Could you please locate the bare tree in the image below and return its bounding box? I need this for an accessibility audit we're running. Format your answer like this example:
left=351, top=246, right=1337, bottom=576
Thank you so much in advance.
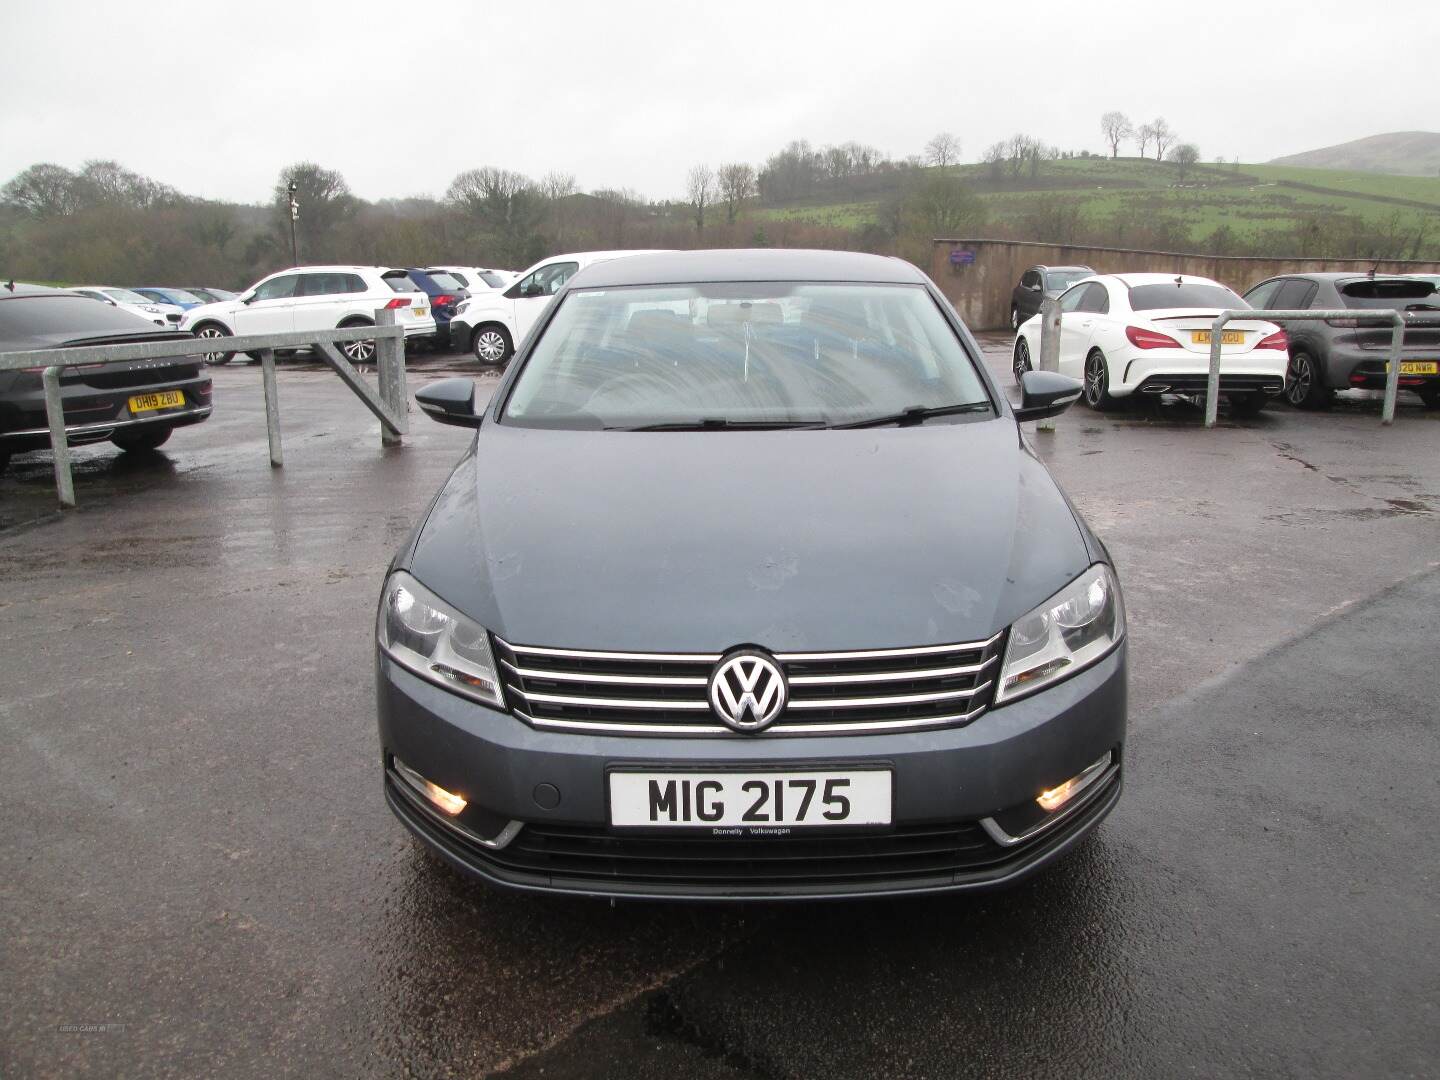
left=1170, top=143, right=1200, bottom=182
left=1150, top=118, right=1175, bottom=161
left=686, top=164, right=715, bottom=236
left=717, top=162, right=756, bottom=225
left=982, top=141, right=1007, bottom=180
left=540, top=171, right=577, bottom=245
left=924, top=132, right=962, bottom=169
left=1, top=163, right=78, bottom=217
left=1136, top=123, right=1155, bottom=159
left=1100, top=111, right=1133, bottom=159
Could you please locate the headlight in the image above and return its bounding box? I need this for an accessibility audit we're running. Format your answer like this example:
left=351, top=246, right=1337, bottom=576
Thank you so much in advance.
left=993, top=564, right=1124, bottom=704
left=377, top=570, right=504, bottom=708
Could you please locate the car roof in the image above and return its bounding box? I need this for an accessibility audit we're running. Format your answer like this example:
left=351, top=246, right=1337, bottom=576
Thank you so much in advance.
left=571, top=249, right=926, bottom=288
left=1268, top=271, right=1425, bottom=284
left=1107, top=273, right=1223, bottom=288
left=1033, top=264, right=1093, bottom=273
left=1, top=282, right=78, bottom=300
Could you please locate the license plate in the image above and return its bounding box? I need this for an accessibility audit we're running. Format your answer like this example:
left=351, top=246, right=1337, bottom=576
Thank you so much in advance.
left=608, top=769, right=892, bottom=830
left=1190, top=330, right=1245, bottom=345
left=1390, top=361, right=1438, bottom=375
left=127, top=390, right=185, bottom=413
left=412, top=306, right=427, bottom=316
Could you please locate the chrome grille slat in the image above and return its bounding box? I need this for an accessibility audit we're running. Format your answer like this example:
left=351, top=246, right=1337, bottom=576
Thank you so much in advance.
left=495, top=632, right=1004, bottom=737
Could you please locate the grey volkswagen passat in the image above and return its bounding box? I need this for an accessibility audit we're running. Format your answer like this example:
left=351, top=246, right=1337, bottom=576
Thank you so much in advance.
left=377, top=249, right=1125, bottom=900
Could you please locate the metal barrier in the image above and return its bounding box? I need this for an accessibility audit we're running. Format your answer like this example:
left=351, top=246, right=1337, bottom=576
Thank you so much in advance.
left=0, top=308, right=409, bottom=508
left=1204, top=308, right=1414, bottom=428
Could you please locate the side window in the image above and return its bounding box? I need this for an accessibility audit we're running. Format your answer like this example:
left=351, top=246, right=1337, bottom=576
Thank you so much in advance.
left=1243, top=280, right=1282, bottom=309
left=252, top=275, right=300, bottom=302
left=515, top=261, right=581, bottom=297
left=1272, top=279, right=1318, bottom=309
left=1058, top=285, right=1087, bottom=313
left=1077, top=283, right=1110, bottom=314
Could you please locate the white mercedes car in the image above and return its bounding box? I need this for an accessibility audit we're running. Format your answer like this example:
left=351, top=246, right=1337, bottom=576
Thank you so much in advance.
left=1012, top=273, right=1288, bottom=415
left=451, top=250, right=667, bottom=365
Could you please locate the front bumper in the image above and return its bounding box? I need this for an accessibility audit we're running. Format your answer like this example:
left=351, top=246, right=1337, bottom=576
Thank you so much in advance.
left=377, top=643, right=1127, bottom=900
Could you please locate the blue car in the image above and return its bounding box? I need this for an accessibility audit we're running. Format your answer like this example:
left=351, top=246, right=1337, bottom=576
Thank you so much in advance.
left=404, top=269, right=470, bottom=348
left=132, top=287, right=208, bottom=310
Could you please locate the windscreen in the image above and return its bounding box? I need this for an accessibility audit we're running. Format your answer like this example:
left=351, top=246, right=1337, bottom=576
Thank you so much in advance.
left=503, top=282, right=992, bottom=430
left=162, top=289, right=205, bottom=305
left=1128, top=283, right=1245, bottom=311
left=104, top=288, right=156, bottom=305
left=1046, top=269, right=1092, bottom=291
left=479, top=272, right=508, bottom=288
left=1340, top=279, right=1439, bottom=310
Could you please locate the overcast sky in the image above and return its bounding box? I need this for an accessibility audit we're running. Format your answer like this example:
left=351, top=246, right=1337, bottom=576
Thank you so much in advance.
left=1, top=1, right=1431, bottom=204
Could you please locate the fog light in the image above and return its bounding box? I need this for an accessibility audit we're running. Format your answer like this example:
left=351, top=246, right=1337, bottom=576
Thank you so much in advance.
left=393, top=757, right=467, bottom=816
left=1037, top=751, right=1113, bottom=813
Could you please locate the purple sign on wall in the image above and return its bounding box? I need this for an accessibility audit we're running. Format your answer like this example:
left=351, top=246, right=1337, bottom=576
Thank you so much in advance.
left=948, top=248, right=976, bottom=267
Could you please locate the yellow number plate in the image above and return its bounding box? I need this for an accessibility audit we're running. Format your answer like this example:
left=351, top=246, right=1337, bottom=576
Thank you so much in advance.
left=128, top=390, right=185, bottom=413
left=1391, top=361, right=1439, bottom=375
left=413, top=306, right=428, bottom=316
left=1190, top=330, right=1245, bottom=345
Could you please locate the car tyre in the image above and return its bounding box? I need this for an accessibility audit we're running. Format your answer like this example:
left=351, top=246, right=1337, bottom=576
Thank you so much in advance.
left=1418, top=385, right=1440, bottom=410
left=0, top=449, right=10, bottom=475
left=472, top=324, right=513, bottom=366
left=111, top=426, right=173, bottom=452
left=1083, top=349, right=1118, bottom=411
left=339, top=320, right=377, bottom=364
left=194, top=323, right=234, bottom=366
left=1013, top=338, right=1032, bottom=386
left=1227, top=392, right=1269, bottom=418
left=1284, top=351, right=1331, bottom=410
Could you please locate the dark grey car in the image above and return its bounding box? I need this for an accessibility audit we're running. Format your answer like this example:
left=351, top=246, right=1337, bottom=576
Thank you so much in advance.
left=0, top=284, right=213, bottom=474
left=1010, top=265, right=1095, bottom=330
left=1242, top=273, right=1440, bottom=409
left=377, top=249, right=1126, bottom=900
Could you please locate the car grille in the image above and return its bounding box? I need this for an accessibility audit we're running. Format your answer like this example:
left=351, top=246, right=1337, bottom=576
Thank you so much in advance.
left=493, top=633, right=1004, bottom=736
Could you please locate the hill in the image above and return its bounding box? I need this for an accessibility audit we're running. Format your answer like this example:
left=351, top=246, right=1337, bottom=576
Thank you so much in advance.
left=754, top=156, right=1440, bottom=259
left=1269, top=132, right=1440, bottom=178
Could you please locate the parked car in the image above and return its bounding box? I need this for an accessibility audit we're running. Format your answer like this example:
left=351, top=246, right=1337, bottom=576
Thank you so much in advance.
left=0, top=284, right=212, bottom=474
left=180, top=287, right=239, bottom=304
left=132, top=287, right=208, bottom=310
left=72, top=286, right=184, bottom=328
left=1012, top=273, right=1288, bottom=415
left=425, top=266, right=512, bottom=293
left=405, top=268, right=469, bottom=348
left=1010, top=265, right=1095, bottom=330
left=179, top=266, right=437, bottom=365
left=378, top=248, right=1122, bottom=901
left=450, top=250, right=667, bottom=364
left=1243, top=273, right=1440, bottom=409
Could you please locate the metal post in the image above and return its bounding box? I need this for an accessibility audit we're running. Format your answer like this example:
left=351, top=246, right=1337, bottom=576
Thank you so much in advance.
left=375, top=309, right=405, bottom=447
left=259, top=348, right=283, bottom=467
left=287, top=180, right=299, bottom=266
left=1381, top=312, right=1405, bottom=426
left=1036, top=297, right=1061, bottom=432
left=1204, top=312, right=1228, bottom=428
left=41, top=366, right=75, bottom=508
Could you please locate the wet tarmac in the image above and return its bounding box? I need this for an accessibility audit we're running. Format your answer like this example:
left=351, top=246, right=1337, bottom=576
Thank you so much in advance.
left=1, top=337, right=1437, bottom=1077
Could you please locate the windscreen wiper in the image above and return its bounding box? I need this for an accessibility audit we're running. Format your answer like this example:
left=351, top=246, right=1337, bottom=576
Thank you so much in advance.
left=833, top=402, right=991, bottom=429
left=615, top=418, right=829, bottom=431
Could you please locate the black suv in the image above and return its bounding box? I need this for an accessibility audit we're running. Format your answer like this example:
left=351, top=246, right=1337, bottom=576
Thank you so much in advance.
left=1242, top=273, right=1440, bottom=409
left=0, top=284, right=212, bottom=473
left=1010, top=265, right=1095, bottom=330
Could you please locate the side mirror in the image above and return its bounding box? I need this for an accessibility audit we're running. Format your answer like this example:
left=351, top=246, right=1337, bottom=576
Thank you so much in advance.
left=240, top=293, right=256, bottom=304
left=1014, top=370, right=1083, bottom=422
left=415, top=377, right=482, bottom=428
left=521, top=282, right=545, bottom=298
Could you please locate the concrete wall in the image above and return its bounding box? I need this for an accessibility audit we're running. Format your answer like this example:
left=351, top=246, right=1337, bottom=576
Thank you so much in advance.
left=930, top=238, right=1440, bottom=331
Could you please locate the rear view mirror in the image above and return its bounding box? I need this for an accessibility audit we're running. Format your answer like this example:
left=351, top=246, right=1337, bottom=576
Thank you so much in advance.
left=1014, top=370, right=1083, bottom=422
left=415, top=378, right=482, bottom=428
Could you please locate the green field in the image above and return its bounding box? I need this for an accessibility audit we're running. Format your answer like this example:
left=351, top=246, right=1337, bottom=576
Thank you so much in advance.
left=753, top=157, right=1440, bottom=253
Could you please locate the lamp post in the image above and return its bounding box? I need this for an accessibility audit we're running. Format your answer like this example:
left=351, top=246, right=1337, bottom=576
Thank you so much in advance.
left=287, top=180, right=300, bottom=266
